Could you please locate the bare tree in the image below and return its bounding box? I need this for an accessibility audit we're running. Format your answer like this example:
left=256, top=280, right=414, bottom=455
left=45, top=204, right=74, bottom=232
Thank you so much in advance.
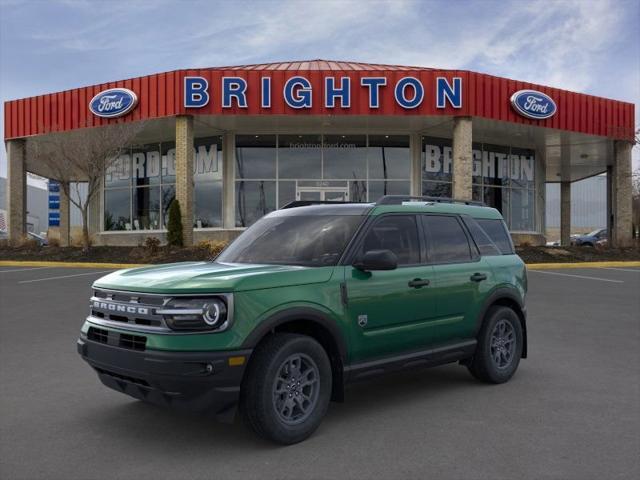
left=27, top=121, right=144, bottom=250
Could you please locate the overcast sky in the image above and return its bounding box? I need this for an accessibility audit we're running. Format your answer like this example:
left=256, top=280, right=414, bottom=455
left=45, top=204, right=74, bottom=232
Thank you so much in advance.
left=1, top=0, right=638, bottom=180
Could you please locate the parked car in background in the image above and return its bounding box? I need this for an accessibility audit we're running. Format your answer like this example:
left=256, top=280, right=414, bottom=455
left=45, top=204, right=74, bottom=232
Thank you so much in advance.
left=571, top=229, right=607, bottom=247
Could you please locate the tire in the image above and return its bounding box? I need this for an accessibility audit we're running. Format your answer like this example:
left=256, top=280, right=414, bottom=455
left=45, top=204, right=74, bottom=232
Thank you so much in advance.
left=240, top=333, right=332, bottom=444
left=468, top=306, right=523, bottom=384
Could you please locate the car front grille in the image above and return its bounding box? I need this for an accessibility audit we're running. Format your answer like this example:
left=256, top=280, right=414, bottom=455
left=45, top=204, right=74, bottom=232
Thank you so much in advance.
left=89, top=288, right=170, bottom=332
left=87, top=326, right=147, bottom=352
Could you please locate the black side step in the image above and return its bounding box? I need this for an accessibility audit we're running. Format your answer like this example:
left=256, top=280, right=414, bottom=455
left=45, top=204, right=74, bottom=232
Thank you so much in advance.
left=343, top=339, right=477, bottom=382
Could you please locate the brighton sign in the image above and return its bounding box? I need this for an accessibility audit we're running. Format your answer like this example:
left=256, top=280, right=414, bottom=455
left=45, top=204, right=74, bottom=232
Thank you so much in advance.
left=183, top=75, right=463, bottom=110
left=89, top=88, right=138, bottom=118
left=510, top=89, right=557, bottom=120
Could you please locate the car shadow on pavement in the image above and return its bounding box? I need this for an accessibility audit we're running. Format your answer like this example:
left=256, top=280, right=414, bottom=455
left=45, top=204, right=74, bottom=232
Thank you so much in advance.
left=80, top=364, right=481, bottom=449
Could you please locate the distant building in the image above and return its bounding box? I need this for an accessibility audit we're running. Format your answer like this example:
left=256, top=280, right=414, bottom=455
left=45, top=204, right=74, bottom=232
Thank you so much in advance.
left=0, top=176, right=48, bottom=234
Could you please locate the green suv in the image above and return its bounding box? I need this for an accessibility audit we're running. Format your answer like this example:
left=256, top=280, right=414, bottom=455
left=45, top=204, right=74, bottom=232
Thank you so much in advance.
left=78, top=196, right=527, bottom=444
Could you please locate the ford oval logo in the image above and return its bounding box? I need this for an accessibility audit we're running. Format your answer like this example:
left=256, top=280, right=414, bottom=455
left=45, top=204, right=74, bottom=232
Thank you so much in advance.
left=89, top=88, right=138, bottom=118
left=510, top=89, right=556, bottom=120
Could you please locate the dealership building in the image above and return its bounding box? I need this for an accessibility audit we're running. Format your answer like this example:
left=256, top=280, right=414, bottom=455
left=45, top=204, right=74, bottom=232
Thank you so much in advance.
left=3, top=60, right=636, bottom=246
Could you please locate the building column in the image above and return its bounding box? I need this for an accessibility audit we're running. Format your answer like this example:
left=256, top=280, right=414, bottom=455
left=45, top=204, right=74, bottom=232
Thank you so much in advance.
left=611, top=141, right=633, bottom=247
left=175, top=115, right=194, bottom=246
left=6, top=139, right=27, bottom=244
left=560, top=181, right=571, bottom=246
left=409, top=133, right=422, bottom=197
left=59, top=182, right=70, bottom=247
left=222, top=133, right=236, bottom=229
left=452, top=117, right=473, bottom=201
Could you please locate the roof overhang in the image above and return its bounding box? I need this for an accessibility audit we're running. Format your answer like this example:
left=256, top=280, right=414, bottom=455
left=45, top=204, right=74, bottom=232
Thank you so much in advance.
left=4, top=60, right=635, bottom=143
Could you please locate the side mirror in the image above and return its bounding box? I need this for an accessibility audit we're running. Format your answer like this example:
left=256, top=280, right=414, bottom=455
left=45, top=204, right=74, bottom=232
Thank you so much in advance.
left=353, top=249, right=398, bottom=271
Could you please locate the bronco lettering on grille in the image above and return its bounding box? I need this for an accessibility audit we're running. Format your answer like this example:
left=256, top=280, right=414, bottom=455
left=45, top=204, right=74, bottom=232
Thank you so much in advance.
left=92, top=300, right=149, bottom=315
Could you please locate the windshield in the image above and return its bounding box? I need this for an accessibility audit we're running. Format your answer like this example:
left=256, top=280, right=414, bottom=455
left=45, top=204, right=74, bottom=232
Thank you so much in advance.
left=587, top=229, right=603, bottom=237
left=217, top=215, right=364, bottom=267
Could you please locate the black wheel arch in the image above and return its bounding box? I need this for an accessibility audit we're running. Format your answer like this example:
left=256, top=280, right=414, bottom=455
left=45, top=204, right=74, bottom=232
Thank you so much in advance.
left=241, top=307, right=348, bottom=401
left=476, top=288, right=528, bottom=358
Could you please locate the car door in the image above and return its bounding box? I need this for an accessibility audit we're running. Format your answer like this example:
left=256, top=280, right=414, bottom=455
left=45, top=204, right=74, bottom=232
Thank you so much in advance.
left=345, top=214, right=437, bottom=361
left=421, top=214, right=492, bottom=344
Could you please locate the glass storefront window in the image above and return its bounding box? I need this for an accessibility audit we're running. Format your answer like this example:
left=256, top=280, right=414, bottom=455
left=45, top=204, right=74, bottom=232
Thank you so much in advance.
left=368, top=180, right=410, bottom=202
left=423, top=136, right=537, bottom=231
left=509, top=189, right=535, bottom=231
left=104, top=136, right=223, bottom=232
left=161, top=184, right=175, bottom=227
left=132, top=186, right=160, bottom=230
left=234, top=134, right=411, bottom=226
left=105, top=154, right=131, bottom=188
left=236, top=180, right=277, bottom=227
left=104, top=188, right=131, bottom=231
left=132, top=143, right=161, bottom=187
left=278, top=135, right=322, bottom=179
left=194, top=136, right=223, bottom=228
left=236, top=135, right=276, bottom=179
left=323, top=135, right=367, bottom=180
left=368, top=135, right=410, bottom=180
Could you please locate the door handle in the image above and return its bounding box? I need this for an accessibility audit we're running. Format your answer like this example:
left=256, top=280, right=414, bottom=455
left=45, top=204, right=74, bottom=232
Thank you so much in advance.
left=470, top=272, right=487, bottom=282
left=408, top=278, right=430, bottom=288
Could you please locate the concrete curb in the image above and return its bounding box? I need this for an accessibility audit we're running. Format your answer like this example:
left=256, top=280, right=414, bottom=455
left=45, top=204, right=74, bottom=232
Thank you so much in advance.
left=2, top=260, right=639, bottom=270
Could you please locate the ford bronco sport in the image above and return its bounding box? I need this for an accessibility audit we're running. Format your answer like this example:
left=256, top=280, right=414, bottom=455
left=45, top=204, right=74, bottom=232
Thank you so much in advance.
left=78, top=196, right=527, bottom=444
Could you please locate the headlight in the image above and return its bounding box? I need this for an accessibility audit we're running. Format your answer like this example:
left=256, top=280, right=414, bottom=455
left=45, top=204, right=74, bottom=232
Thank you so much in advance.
left=157, top=297, right=230, bottom=332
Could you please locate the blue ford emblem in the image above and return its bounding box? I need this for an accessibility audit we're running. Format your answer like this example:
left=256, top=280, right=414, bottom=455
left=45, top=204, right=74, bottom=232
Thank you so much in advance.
left=510, top=89, right=556, bottom=120
left=89, top=88, right=138, bottom=118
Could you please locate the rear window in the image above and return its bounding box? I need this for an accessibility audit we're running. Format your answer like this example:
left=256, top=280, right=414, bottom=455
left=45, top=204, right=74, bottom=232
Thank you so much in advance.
left=423, top=215, right=472, bottom=263
left=476, top=218, right=514, bottom=254
left=462, top=217, right=502, bottom=256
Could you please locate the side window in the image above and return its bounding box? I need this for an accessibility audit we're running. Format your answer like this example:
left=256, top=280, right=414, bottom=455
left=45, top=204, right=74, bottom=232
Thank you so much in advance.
left=462, top=216, right=501, bottom=256
left=423, top=215, right=472, bottom=263
left=476, top=218, right=514, bottom=254
left=359, top=215, right=420, bottom=265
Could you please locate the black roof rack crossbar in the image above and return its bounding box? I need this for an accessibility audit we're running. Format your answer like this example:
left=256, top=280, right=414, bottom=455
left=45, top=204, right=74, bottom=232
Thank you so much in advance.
left=281, top=200, right=363, bottom=209
left=376, top=195, right=486, bottom=207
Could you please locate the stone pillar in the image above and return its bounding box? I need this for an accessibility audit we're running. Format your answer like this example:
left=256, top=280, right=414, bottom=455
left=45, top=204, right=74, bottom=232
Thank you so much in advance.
left=59, top=182, right=70, bottom=247
left=175, top=115, right=194, bottom=246
left=560, top=181, right=571, bottom=246
left=409, top=133, right=422, bottom=197
left=452, top=117, right=473, bottom=200
left=222, top=133, right=236, bottom=229
left=611, top=141, right=633, bottom=247
left=6, top=139, right=27, bottom=244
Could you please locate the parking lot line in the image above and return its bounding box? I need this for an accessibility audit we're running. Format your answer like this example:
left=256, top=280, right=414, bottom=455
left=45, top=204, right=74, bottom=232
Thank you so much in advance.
left=528, top=270, right=624, bottom=283
left=0, top=266, right=56, bottom=274
left=17, top=270, right=113, bottom=284
left=598, top=267, right=640, bottom=273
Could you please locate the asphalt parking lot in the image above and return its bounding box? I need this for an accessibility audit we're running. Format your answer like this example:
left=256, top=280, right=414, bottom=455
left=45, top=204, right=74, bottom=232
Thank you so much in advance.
left=1, top=265, right=639, bottom=480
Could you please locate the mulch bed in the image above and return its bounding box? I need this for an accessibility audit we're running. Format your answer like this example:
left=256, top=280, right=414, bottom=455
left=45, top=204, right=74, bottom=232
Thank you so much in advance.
left=0, top=245, right=217, bottom=264
left=1, top=243, right=639, bottom=265
left=516, top=245, right=640, bottom=263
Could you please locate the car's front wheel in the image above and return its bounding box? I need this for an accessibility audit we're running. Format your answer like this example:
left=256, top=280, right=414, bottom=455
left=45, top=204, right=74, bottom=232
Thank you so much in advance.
left=468, top=306, right=523, bottom=384
left=240, top=333, right=332, bottom=444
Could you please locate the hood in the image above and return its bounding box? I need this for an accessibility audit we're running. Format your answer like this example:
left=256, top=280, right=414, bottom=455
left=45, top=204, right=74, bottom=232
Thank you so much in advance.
left=93, top=261, right=335, bottom=294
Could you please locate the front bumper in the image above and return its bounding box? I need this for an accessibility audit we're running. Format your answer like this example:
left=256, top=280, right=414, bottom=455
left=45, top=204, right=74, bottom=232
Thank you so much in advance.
left=77, top=335, right=251, bottom=421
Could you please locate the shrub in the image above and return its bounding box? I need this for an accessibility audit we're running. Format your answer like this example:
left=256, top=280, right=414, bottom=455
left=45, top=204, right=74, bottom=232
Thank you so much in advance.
left=48, top=237, right=61, bottom=248
left=166, top=200, right=183, bottom=247
left=195, top=240, right=227, bottom=259
left=143, top=236, right=161, bottom=256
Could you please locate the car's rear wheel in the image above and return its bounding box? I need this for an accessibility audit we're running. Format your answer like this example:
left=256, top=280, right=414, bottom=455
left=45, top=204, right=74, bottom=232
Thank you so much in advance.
left=468, top=306, right=522, bottom=384
left=240, top=333, right=332, bottom=444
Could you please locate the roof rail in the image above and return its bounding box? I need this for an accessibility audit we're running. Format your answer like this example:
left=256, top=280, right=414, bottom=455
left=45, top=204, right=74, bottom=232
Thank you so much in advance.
left=280, top=200, right=362, bottom=209
left=375, top=195, right=486, bottom=207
